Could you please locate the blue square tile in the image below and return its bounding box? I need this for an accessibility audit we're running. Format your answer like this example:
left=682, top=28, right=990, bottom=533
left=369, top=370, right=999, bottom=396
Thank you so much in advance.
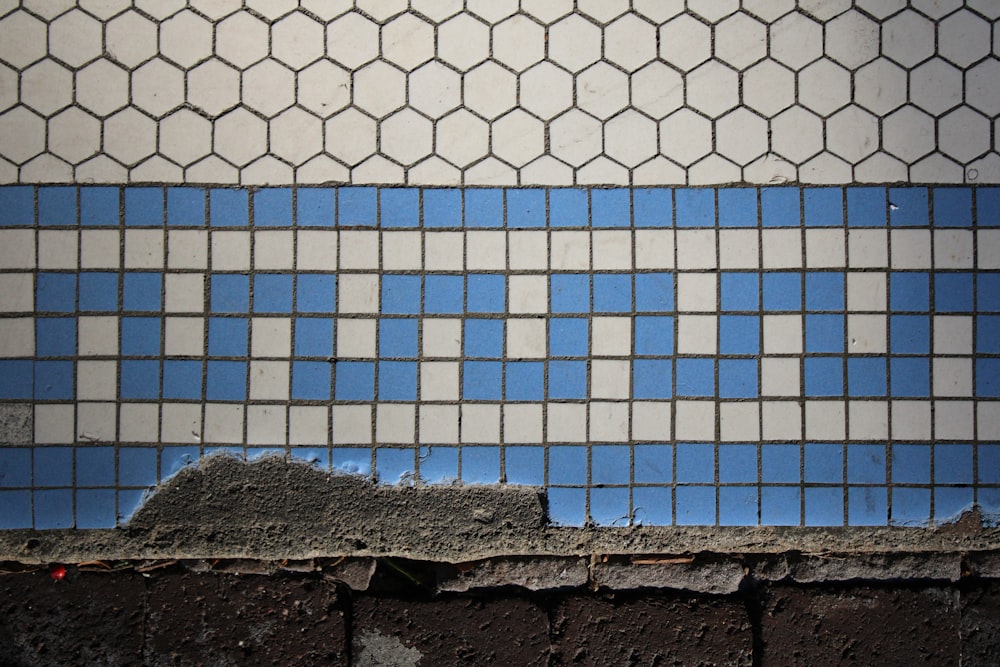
left=591, top=445, right=630, bottom=485
left=117, top=489, right=150, bottom=522
left=593, top=274, right=631, bottom=312
left=160, top=446, right=200, bottom=478
left=334, top=361, right=374, bottom=400
left=0, top=361, right=32, bottom=399
left=890, top=315, right=929, bottom=353
left=0, top=186, right=35, bottom=226
left=550, top=318, right=589, bottom=357
left=462, top=361, right=501, bottom=400
left=848, top=444, right=887, bottom=484
left=418, top=446, right=458, bottom=483
left=464, top=189, right=503, bottom=227
left=205, top=360, right=247, bottom=400
left=590, top=487, right=630, bottom=526
left=981, top=489, right=1000, bottom=525
left=761, top=486, right=801, bottom=526
left=166, top=187, right=205, bottom=226
left=805, top=273, right=844, bottom=311
left=505, top=361, right=544, bottom=400
left=290, top=447, right=330, bottom=470
left=762, top=444, right=800, bottom=484
left=888, top=187, right=928, bottom=227
left=935, top=486, right=975, bottom=523
left=463, top=446, right=500, bottom=483
left=123, top=273, right=162, bottom=312
left=35, top=447, right=72, bottom=486
left=34, top=489, right=74, bottom=529
left=890, top=357, right=930, bottom=397
left=292, top=360, right=331, bottom=399
left=979, top=444, right=1000, bottom=484
left=162, top=360, right=202, bottom=399
left=977, top=359, right=1000, bottom=397
left=120, top=359, right=160, bottom=399
left=892, top=444, right=931, bottom=484
left=506, top=189, right=545, bottom=228
left=332, top=447, right=371, bottom=476
left=935, top=444, right=973, bottom=484
left=890, top=487, right=931, bottom=526
left=847, top=187, right=886, bottom=226
left=119, top=447, right=158, bottom=487
left=719, top=359, right=757, bottom=398
left=504, top=446, right=544, bottom=485
left=36, top=317, right=76, bottom=356
left=0, top=491, right=32, bottom=528
left=635, top=273, right=673, bottom=312
left=977, top=187, right=1000, bottom=226
left=424, top=275, right=464, bottom=313
left=935, top=273, right=974, bottom=312
left=676, top=486, right=716, bottom=525
left=253, top=274, right=293, bottom=312
left=379, top=318, right=418, bottom=358
left=296, top=274, right=336, bottom=313
left=76, top=447, right=115, bottom=486
left=805, top=487, right=844, bottom=526
left=634, top=444, right=672, bottom=482
left=547, top=487, right=586, bottom=526
left=466, top=274, right=505, bottom=312
left=676, top=443, right=714, bottom=482
left=933, top=188, right=973, bottom=227
left=848, top=486, right=888, bottom=525
left=719, top=315, right=759, bottom=354
left=548, top=360, right=587, bottom=399
left=75, top=489, right=117, bottom=528
left=124, top=187, right=164, bottom=226
left=718, top=444, right=757, bottom=483
left=592, top=188, right=630, bottom=227
left=380, top=188, right=419, bottom=227
left=381, top=274, right=421, bottom=314
left=210, top=189, right=249, bottom=226
left=296, top=187, right=336, bottom=227
left=422, top=188, right=461, bottom=227
left=804, top=357, right=843, bottom=396
left=675, top=188, right=714, bottom=227
left=762, top=273, right=801, bottom=311
left=464, top=319, right=503, bottom=357
left=721, top=273, right=759, bottom=311
left=889, top=272, right=929, bottom=311
left=549, top=446, right=587, bottom=485
left=719, top=486, right=758, bottom=526
left=804, top=443, right=843, bottom=483
left=980, top=274, right=1000, bottom=312
left=675, top=358, right=714, bottom=397
left=375, top=448, right=414, bottom=485
left=978, top=316, right=1000, bottom=353
left=338, top=187, right=377, bottom=226
left=549, top=189, right=588, bottom=227
left=805, top=314, right=844, bottom=352
left=803, top=188, right=843, bottom=227
left=120, top=317, right=160, bottom=356
left=37, top=273, right=76, bottom=312
left=633, top=188, right=671, bottom=227
left=38, top=186, right=77, bottom=225
left=551, top=274, right=589, bottom=313
left=761, top=187, right=799, bottom=227
left=80, top=187, right=120, bottom=226
left=632, top=487, right=672, bottom=525
left=34, top=360, right=73, bottom=400
left=378, top=361, right=417, bottom=400
left=633, top=359, right=672, bottom=399
left=634, top=316, right=673, bottom=355
left=78, top=273, right=117, bottom=311
left=847, top=357, right=887, bottom=396
left=718, top=188, right=757, bottom=227
left=208, top=317, right=248, bottom=356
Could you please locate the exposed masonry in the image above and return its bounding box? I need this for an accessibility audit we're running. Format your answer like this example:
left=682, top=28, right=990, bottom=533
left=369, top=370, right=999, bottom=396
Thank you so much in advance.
left=0, top=1, right=999, bottom=185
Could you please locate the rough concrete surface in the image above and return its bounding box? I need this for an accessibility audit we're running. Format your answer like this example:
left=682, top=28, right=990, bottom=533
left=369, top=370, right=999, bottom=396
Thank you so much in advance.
left=753, top=552, right=964, bottom=583
left=0, top=404, right=31, bottom=444
left=591, top=555, right=748, bottom=594
left=434, top=557, right=589, bottom=592
left=962, top=582, right=1000, bottom=667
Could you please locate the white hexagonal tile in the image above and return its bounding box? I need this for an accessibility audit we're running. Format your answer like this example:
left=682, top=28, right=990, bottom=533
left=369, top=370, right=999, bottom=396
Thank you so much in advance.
left=967, top=0, right=1000, bottom=19
left=187, top=155, right=238, bottom=184
left=743, top=60, right=795, bottom=117
left=466, top=0, right=517, bottom=23
left=465, top=156, right=516, bottom=185
left=380, top=108, right=433, bottom=165
left=493, top=15, right=545, bottom=72
left=76, top=60, right=129, bottom=117
left=854, top=58, right=907, bottom=115
left=742, top=0, right=795, bottom=21
left=855, top=152, right=908, bottom=183
left=159, top=108, right=212, bottom=166
left=78, top=0, right=132, bottom=20
left=938, top=10, right=991, bottom=68
left=463, top=61, right=516, bottom=120
left=631, top=62, right=683, bottom=119
left=272, top=11, right=325, bottom=70
left=521, top=155, right=573, bottom=186
left=325, top=108, right=376, bottom=166
left=187, top=59, right=241, bottom=117
left=48, top=9, right=103, bottom=68
left=409, top=156, right=461, bottom=185
left=771, top=106, right=823, bottom=163
left=825, top=10, right=879, bottom=69
left=632, top=0, right=685, bottom=23
left=0, top=108, right=44, bottom=163
left=0, top=12, right=46, bottom=68
left=132, top=59, right=184, bottom=118
left=382, top=13, right=434, bottom=72
left=436, top=109, right=489, bottom=168
left=966, top=59, right=1000, bottom=116
left=106, top=11, right=157, bottom=69
left=243, top=60, right=296, bottom=118
left=660, top=109, right=712, bottom=166
left=49, top=108, right=100, bottom=164
left=491, top=109, right=544, bottom=168
left=686, top=61, right=739, bottom=118
left=716, top=108, right=768, bottom=165
left=23, top=155, right=73, bottom=183
left=76, top=155, right=128, bottom=183
left=520, top=0, right=573, bottom=24
left=577, top=156, right=628, bottom=185
left=826, top=105, right=878, bottom=164
left=911, top=58, right=963, bottom=115
left=158, top=12, right=212, bottom=70
left=296, top=154, right=349, bottom=184
left=939, top=106, right=990, bottom=163
left=882, top=10, right=935, bottom=68
left=355, top=0, right=406, bottom=22
left=800, top=0, right=851, bottom=20
left=634, top=156, right=686, bottom=186
left=854, top=0, right=906, bottom=19
left=770, top=11, right=823, bottom=71
left=576, top=0, right=629, bottom=23
left=216, top=12, right=269, bottom=68
left=353, top=155, right=405, bottom=184
left=576, top=62, right=629, bottom=120
left=689, top=0, right=739, bottom=21
left=911, top=153, right=964, bottom=183
left=549, top=109, right=602, bottom=167
left=133, top=0, right=185, bottom=20
left=659, top=14, right=711, bottom=71
left=269, top=107, right=323, bottom=164
left=408, top=62, right=460, bottom=119
left=410, top=0, right=462, bottom=22
left=799, top=152, right=852, bottom=184
left=0, top=64, right=16, bottom=112
left=188, top=0, right=242, bottom=20
left=520, top=62, right=573, bottom=120
left=297, top=60, right=351, bottom=118
left=604, top=14, right=657, bottom=73
left=103, top=108, right=156, bottom=166
left=798, top=59, right=850, bottom=116
left=437, top=14, right=489, bottom=72
left=883, top=105, right=935, bottom=163
left=966, top=154, right=1000, bottom=183
left=241, top=156, right=294, bottom=185
left=690, top=154, right=742, bottom=185
left=715, top=12, right=766, bottom=70
left=326, top=13, right=379, bottom=69
left=604, top=109, right=657, bottom=167
left=548, top=14, right=602, bottom=73
left=22, top=0, right=73, bottom=20
left=244, top=0, right=297, bottom=20
left=911, top=0, right=962, bottom=20
left=743, top=153, right=796, bottom=184
left=215, top=107, right=268, bottom=167
left=21, top=59, right=73, bottom=117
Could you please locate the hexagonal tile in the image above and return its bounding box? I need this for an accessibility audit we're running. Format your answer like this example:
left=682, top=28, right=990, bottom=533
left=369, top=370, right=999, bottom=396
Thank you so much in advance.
left=966, top=59, right=1000, bottom=116
left=296, top=154, right=349, bottom=184
left=187, top=59, right=241, bottom=117
left=436, top=109, right=489, bottom=168
left=605, top=14, right=657, bottom=73
left=408, top=62, right=460, bottom=119
left=548, top=14, right=602, bottom=74
left=855, top=153, right=908, bottom=183
left=269, top=107, right=323, bottom=164
left=825, top=10, right=879, bottom=69
left=353, top=61, right=406, bottom=118
left=911, top=0, right=962, bottom=19
left=520, top=62, right=573, bottom=120
left=911, top=153, right=964, bottom=183
left=103, top=108, right=156, bottom=165
left=409, top=156, right=461, bottom=185
left=771, top=106, right=823, bottom=163
left=21, top=59, right=73, bottom=117
left=938, top=10, right=991, bottom=68
left=521, top=155, right=573, bottom=186
left=604, top=110, right=658, bottom=167
left=715, top=108, right=768, bottom=165
left=159, top=108, right=212, bottom=166
left=632, top=0, right=685, bottom=23
left=520, top=0, right=573, bottom=24
left=743, top=154, right=796, bottom=184
left=939, top=106, right=990, bottom=163
left=854, top=58, right=906, bottom=115
left=493, top=15, right=545, bottom=72
left=576, top=0, right=629, bottom=23
left=355, top=0, right=406, bottom=22
left=272, top=11, right=325, bottom=70
left=382, top=13, right=434, bottom=72
left=327, top=15, right=380, bottom=71
left=411, top=0, right=463, bottom=22
left=577, top=156, right=628, bottom=185
left=799, top=152, right=852, bottom=184
left=911, top=58, right=963, bottom=115
left=49, top=9, right=103, bottom=68
left=105, top=11, right=157, bottom=69
left=743, top=60, right=795, bottom=117
left=0, top=11, right=47, bottom=68
left=242, top=60, right=296, bottom=118
left=826, top=105, right=878, bottom=164
left=76, top=60, right=129, bottom=117
left=549, top=109, right=602, bottom=167
left=380, top=108, right=433, bottom=165
left=967, top=0, right=1000, bottom=19
left=354, top=155, right=404, bottom=185
left=798, top=59, right=850, bottom=116
left=492, top=109, right=544, bottom=168
left=22, top=155, right=73, bottom=183
left=715, top=12, right=766, bottom=70
left=133, top=0, right=185, bottom=20
left=244, top=0, right=296, bottom=20
left=882, top=10, right=935, bottom=68
left=659, top=14, right=711, bottom=71
left=297, top=60, right=350, bottom=118
left=463, top=62, right=516, bottom=120
left=158, top=10, right=213, bottom=69
left=215, top=107, right=267, bottom=167
left=325, top=108, right=376, bottom=166
left=21, top=0, right=73, bottom=20
left=188, top=0, right=242, bottom=20
left=801, top=0, right=852, bottom=20
left=854, top=0, right=906, bottom=19
left=216, top=12, right=269, bottom=68
left=660, top=109, right=712, bottom=166
left=0, top=108, right=44, bottom=163
left=883, top=105, right=935, bottom=163
left=131, top=59, right=185, bottom=118
left=576, top=62, right=629, bottom=120
left=631, top=62, right=683, bottom=119
left=770, top=12, right=822, bottom=70
left=78, top=0, right=132, bottom=20
left=634, top=156, right=686, bottom=186
left=688, top=0, right=739, bottom=21
left=0, top=64, right=16, bottom=112
left=437, top=14, right=489, bottom=72
left=690, top=154, right=741, bottom=185
left=686, top=61, right=739, bottom=118
left=466, top=0, right=517, bottom=23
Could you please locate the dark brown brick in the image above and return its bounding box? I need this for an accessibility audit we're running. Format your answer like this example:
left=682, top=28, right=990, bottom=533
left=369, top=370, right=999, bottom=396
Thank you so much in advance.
left=551, top=594, right=752, bottom=666
left=962, top=582, right=1000, bottom=667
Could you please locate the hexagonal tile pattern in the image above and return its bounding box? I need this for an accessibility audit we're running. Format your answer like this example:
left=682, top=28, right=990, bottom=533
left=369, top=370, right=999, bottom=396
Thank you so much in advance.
left=382, top=13, right=434, bottom=72
left=743, top=60, right=795, bottom=117
left=492, top=15, right=544, bottom=73
left=272, top=12, right=325, bottom=70
left=715, top=13, right=767, bottom=70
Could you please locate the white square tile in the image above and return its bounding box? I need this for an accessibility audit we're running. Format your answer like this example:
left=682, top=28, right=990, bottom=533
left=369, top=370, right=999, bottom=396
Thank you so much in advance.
left=761, top=358, right=801, bottom=396
left=78, top=316, right=118, bottom=356
left=77, top=361, right=117, bottom=400
left=847, top=314, right=886, bottom=353
left=0, top=230, right=34, bottom=269
left=847, top=272, right=886, bottom=311
left=591, top=316, right=631, bottom=356
left=673, top=400, right=715, bottom=441
left=508, top=231, right=548, bottom=270
left=119, top=403, right=159, bottom=443
left=933, top=316, right=973, bottom=354
left=508, top=275, right=548, bottom=313
left=422, top=318, right=461, bottom=357
left=506, top=317, right=546, bottom=358
left=337, top=274, right=379, bottom=313
left=631, top=401, right=671, bottom=441
left=211, top=231, right=250, bottom=270
left=761, top=229, right=802, bottom=269
left=591, top=359, right=630, bottom=399
left=977, top=229, right=1000, bottom=269
left=254, top=230, right=294, bottom=270
left=849, top=400, right=889, bottom=440
left=589, top=401, right=629, bottom=441
left=891, top=400, right=931, bottom=439
left=167, top=230, right=208, bottom=269
left=719, top=229, right=759, bottom=269
left=295, top=229, right=338, bottom=270
left=249, top=360, right=290, bottom=400
left=0, top=318, right=33, bottom=357
left=80, top=230, right=120, bottom=269
left=676, top=229, right=716, bottom=269
left=251, top=317, right=291, bottom=357
left=503, top=403, right=543, bottom=443
left=932, top=400, right=973, bottom=439
left=550, top=230, right=590, bottom=270
left=38, top=230, right=78, bottom=269
left=247, top=404, right=287, bottom=445
left=124, top=229, right=164, bottom=269
left=763, top=315, right=802, bottom=354
left=932, top=358, right=972, bottom=397
left=161, top=403, right=202, bottom=443
left=720, top=401, right=760, bottom=441
left=676, top=273, right=716, bottom=312
left=289, top=405, right=329, bottom=445
left=677, top=314, right=717, bottom=354
left=76, top=402, right=117, bottom=443
left=805, top=400, right=845, bottom=439
left=978, top=403, right=1000, bottom=440
left=934, top=229, right=974, bottom=269
left=805, top=229, right=845, bottom=268
left=634, top=230, right=675, bottom=269
left=592, top=230, right=632, bottom=269
left=890, top=229, right=931, bottom=269
left=336, top=318, right=376, bottom=358
left=418, top=404, right=459, bottom=444
left=165, top=273, right=205, bottom=312
left=547, top=403, right=586, bottom=442
left=339, top=231, right=380, bottom=269
left=466, top=230, right=506, bottom=269
left=420, top=361, right=459, bottom=400
left=848, top=229, right=888, bottom=268
left=382, top=231, right=422, bottom=270
left=424, top=231, right=464, bottom=270
left=762, top=400, right=801, bottom=440
left=331, top=404, right=373, bottom=444
left=35, top=404, right=75, bottom=444
left=0, top=274, right=32, bottom=313
left=461, top=403, right=500, bottom=443
left=164, top=316, right=204, bottom=356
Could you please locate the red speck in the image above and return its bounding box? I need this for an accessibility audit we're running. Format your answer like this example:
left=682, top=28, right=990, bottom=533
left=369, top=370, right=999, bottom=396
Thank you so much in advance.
left=49, top=564, right=66, bottom=581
